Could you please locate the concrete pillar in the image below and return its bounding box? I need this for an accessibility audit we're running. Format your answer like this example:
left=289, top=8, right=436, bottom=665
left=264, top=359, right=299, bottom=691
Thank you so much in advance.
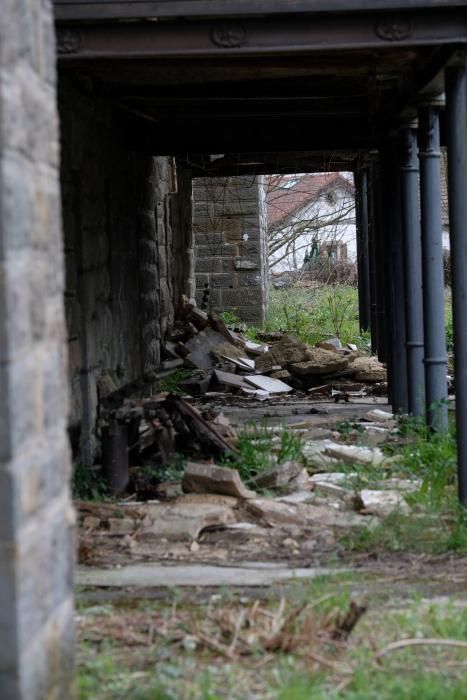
left=192, top=176, right=268, bottom=324
left=446, top=56, right=467, bottom=504
left=400, top=121, right=425, bottom=417
left=0, top=1, right=74, bottom=697
left=355, top=168, right=371, bottom=333
left=418, top=100, right=449, bottom=431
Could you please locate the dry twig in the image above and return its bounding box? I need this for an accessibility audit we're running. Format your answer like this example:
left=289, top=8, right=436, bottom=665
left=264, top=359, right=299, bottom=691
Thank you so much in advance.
left=375, top=637, right=467, bottom=660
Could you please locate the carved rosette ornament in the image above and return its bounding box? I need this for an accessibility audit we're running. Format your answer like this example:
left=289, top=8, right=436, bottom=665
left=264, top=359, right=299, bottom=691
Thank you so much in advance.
left=375, top=17, right=412, bottom=42
left=210, top=23, right=249, bottom=49
left=56, top=29, right=82, bottom=54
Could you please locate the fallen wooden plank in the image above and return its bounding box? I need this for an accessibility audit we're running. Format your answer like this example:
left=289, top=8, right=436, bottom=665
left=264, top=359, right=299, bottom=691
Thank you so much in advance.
left=168, top=397, right=238, bottom=455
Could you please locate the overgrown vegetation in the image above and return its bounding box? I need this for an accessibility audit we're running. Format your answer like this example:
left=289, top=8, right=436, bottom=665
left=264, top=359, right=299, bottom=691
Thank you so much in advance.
left=262, top=286, right=366, bottom=348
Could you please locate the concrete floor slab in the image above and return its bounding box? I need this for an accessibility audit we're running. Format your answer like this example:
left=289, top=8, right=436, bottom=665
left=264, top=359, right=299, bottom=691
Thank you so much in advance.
left=77, top=562, right=347, bottom=588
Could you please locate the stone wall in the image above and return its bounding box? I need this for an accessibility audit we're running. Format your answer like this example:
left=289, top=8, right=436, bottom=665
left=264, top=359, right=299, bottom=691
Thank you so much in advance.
left=0, top=1, right=74, bottom=697
left=193, top=176, right=268, bottom=324
left=59, top=77, right=193, bottom=462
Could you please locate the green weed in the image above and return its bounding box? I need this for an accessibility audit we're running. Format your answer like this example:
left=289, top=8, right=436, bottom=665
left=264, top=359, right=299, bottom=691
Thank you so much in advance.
left=72, top=463, right=106, bottom=501
left=231, top=421, right=303, bottom=486
left=157, top=368, right=192, bottom=395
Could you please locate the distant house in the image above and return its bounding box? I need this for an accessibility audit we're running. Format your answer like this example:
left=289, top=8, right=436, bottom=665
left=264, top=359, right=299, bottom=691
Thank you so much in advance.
left=266, top=172, right=356, bottom=272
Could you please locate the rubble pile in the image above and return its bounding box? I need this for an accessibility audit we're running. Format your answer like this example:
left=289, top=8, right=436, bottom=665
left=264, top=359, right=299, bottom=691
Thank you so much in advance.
left=161, top=296, right=388, bottom=402
left=95, top=297, right=388, bottom=498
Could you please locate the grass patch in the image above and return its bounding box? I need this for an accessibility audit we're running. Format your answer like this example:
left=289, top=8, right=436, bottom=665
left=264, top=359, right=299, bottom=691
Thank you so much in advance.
left=75, top=585, right=467, bottom=699
left=342, top=415, right=467, bottom=555
left=262, top=286, right=367, bottom=348
left=232, top=421, right=303, bottom=486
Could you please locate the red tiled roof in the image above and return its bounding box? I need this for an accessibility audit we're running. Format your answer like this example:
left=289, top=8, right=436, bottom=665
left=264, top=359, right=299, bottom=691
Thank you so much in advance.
left=266, top=173, right=354, bottom=230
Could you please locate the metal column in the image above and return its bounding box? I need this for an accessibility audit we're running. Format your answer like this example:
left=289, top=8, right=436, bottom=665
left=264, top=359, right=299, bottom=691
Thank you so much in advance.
left=418, top=101, right=449, bottom=431
left=356, top=168, right=371, bottom=333
left=400, top=122, right=425, bottom=417
left=384, top=136, right=408, bottom=414
left=367, top=160, right=379, bottom=355
left=446, top=56, right=467, bottom=504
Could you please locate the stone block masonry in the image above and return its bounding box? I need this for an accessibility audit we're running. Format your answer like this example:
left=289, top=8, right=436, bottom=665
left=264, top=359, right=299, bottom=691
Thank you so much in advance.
left=193, top=176, right=268, bottom=324
left=59, top=78, right=194, bottom=463
left=0, top=1, right=74, bottom=697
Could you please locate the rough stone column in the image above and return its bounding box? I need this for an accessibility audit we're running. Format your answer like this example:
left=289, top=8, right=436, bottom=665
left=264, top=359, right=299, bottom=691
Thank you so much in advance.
left=193, top=176, right=268, bottom=324
left=0, top=1, right=74, bottom=698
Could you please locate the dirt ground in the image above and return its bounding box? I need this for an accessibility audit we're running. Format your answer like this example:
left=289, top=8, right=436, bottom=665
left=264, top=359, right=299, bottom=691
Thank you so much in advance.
left=75, top=396, right=467, bottom=699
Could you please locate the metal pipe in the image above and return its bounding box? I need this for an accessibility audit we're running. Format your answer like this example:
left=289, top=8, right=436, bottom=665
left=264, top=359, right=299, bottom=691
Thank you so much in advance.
left=446, top=57, right=467, bottom=504
left=418, top=102, right=449, bottom=431
left=102, top=420, right=129, bottom=495
left=384, top=136, right=408, bottom=414
left=367, top=161, right=379, bottom=355
left=400, top=122, right=425, bottom=417
left=357, top=168, right=371, bottom=333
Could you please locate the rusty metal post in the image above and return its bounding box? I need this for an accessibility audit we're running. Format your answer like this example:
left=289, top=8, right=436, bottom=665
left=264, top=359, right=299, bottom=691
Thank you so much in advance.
left=446, top=56, right=467, bottom=504
left=418, top=99, right=449, bottom=431
left=102, top=420, right=129, bottom=494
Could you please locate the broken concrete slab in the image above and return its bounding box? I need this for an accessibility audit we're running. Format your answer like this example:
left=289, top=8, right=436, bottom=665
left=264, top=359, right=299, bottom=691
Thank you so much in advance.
left=276, top=491, right=315, bottom=505
left=182, top=462, right=256, bottom=499
left=241, top=387, right=270, bottom=401
left=359, top=489, right=410, bottom=517
left=316, top=338, right=342, bottom=352
left=244, top=375, right=293, bottom=393
left=375, top=478, right=422, bottom=492
left=323, top=443, right=385, bottom=466
left=350, top=356, right=387, bottom=382
left=76, top=562, right=349, bottom=588
left=311, top=480, right=362, bottom=510
left=244, top=341, right=269, bottom=355
left=255, top=336, right=309, bottom=371
left=253, top=461, right=304, bottom=491
left=290, top=347, right=349, bottom=376
left=302, top=440, right=346, bottom=468
left=270, top=369, right=293, bottom=381
left=188, top=307, right=209, bottom=330
left=303, top=504, right=376, bottom=529
left=184, top=329, right=231, bottom=369
left=220, top=356, right=255, bottom=371
left=246, top=498, right=304, bottom=526
left=214, top=369, right=248, bottom=389
left=310, top=472, right=357, bottom=486
left=209, top=313, right=244, bottom=347
left=179, top=374, right=211, bottom=396
left=140, top=501, right=236, bottom=541
left=175, top=493, right=240, bottom=508
left=363, top=408, right=394, bottom=422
